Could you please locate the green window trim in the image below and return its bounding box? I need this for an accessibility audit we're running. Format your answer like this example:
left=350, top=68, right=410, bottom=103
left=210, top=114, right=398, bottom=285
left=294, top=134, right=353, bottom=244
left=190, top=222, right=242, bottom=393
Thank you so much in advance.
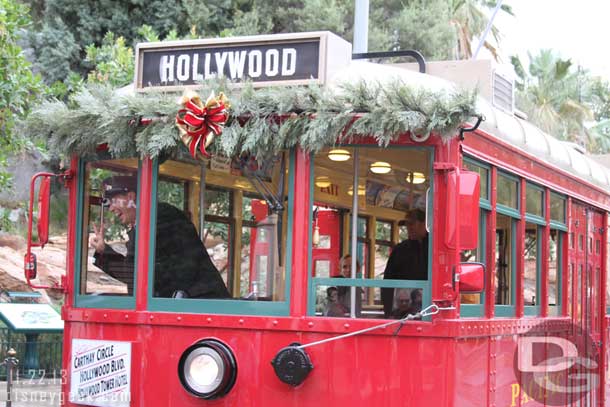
left=496, top=205, right=521, bottom=219
left=494, top=219, right=517, bottom=317
left=73, top=159, right=141, bottom=309
left=496, top=171, right=520, bottom=211
left=308, top=278, right=430, bottom=316
left=525, top=213, right=546, bottom=226
left=306, top=145, right=434, bottom=318
left=549, top=230, right=563, bottom=316
left=524, top=225, right=542, bottom=316
left=550, top=191, right=567, bottom=224
left=549, top=221, right=568, bottom=232
left=525, top=182, right=545, bottom=218
left=146, top=151, right=296, bottom=316
left=463, top=156, right=491, bottom=206
left=461, top=208, right=487, bottom=318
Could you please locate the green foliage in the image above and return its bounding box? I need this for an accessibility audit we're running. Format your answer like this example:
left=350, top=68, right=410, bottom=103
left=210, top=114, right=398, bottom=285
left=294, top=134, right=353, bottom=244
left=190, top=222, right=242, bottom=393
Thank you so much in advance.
left=26, top=79, right=478, bottom=161
left=0, top=0, right=46, bottom=190
left=387, top=0, right=456, bottom=60
left=29, top=17, right=81, bottom=84
left=28, top=0, right=192, bottom=83
left=85, top=32, right=134, bottom=87
left=512, top=50, right=610, bottom=153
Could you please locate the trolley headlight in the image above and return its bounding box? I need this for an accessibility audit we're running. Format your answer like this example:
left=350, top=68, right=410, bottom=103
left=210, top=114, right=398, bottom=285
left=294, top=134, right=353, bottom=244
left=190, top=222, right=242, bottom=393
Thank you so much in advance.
left=178, top=339, right=237, bottom=399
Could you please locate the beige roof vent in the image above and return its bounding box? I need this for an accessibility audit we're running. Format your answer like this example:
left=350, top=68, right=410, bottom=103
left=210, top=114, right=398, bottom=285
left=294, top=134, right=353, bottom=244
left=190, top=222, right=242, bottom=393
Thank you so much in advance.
left=392, top=59, right=515, bottom=114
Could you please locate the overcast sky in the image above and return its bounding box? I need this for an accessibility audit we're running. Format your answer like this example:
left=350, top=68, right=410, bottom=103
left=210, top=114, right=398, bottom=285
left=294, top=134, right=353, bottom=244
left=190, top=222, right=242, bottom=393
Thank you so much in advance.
left=489, top=0, right=610, bottom=80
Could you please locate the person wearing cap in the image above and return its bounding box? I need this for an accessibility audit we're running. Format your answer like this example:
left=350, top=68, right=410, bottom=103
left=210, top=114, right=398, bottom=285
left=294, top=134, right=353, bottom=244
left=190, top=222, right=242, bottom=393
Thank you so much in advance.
left=381, top=208, right=428, bottom=318
left=90, top=175, right=230, bottom=299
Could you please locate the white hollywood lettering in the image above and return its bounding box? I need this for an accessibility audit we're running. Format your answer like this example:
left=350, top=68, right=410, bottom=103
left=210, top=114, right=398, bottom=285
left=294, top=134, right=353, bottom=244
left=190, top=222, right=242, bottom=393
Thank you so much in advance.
left=204, top=53, right=213, bottom=78
left=192, top=54, right=203, bottom=81
left=265, top=49, right=279, bottom=76
left=214, top=52, right=228, bottom=77
left=228, top=50, right=247, bottom=79
left=282, top=48, right=297, bottom=76
left=176, top=54, right=190, bottom=81
left=159, top=55, right=175, bottom=83
left=248, top=50, right=262, bottom=78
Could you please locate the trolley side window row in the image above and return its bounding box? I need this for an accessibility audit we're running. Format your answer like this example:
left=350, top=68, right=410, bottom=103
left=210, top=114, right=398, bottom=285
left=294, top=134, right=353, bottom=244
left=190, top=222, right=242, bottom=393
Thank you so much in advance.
left=76, top=151, right=293, bottom=315
left=459, top=157, right=566, bottom=318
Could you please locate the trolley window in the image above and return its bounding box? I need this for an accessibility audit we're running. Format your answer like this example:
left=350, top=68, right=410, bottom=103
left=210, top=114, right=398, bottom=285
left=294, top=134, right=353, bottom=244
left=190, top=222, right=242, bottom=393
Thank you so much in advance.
left=549, top=229, right=563, bottom=316
left=148, top=151, right=293, bottom=315
left=309, top=146, right=432, bottom=320
left=463, top=158, right=489, bottom=203
left=75, top=156, right=140, bottom=308
left=497, top=173, right=519, bottom=211
left=460, top=158, right=490, bottom=317
left=523, top=223, right=541, bottom=315
left=550, top=192, right=566, bottom=225
left=495, top=213, right=517, bottom=316
left=460, top=209, right=487, bottom=317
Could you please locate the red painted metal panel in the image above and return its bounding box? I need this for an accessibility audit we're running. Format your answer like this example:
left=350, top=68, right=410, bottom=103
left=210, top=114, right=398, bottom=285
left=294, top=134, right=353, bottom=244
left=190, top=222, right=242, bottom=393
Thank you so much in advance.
left=486, top=167, right=498, bottom=318
left=516, top=178, right=525, bottom=318
left=454, top=337, right=489, bottom=407
left=61, top=321, right=454, bottom=407
left=289, top=148, right=311, bottom=317
left=65, top=156, right=79, bottom=308
left=135, top=158, right=152, bottom=311
left=311, top=208, right=341, bottom=277
left=541, top=188, right=550, bottom=318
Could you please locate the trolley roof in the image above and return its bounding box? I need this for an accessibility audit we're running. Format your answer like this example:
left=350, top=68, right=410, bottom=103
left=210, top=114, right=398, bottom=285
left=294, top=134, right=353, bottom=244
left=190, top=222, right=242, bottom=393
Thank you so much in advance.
left=327, top=60, right=610, bottom=192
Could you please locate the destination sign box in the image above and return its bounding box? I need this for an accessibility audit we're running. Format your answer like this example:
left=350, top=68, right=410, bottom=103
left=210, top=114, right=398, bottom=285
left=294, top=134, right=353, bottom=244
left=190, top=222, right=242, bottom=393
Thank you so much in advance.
left=70, top=339, right=132, bottom=407
left=135, top=32, right=352, bottom=91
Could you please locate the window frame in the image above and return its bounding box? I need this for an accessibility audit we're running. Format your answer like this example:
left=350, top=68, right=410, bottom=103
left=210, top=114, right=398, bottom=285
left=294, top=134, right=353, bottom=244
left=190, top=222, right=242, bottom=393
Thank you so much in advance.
left=496, top=171, right=520, bottom=213
left=548, top=229, right=563, bottom=316
left=494, top=216, right=517, bottom=317
left=460, top=157, right=491, bottom=318
left=460, top=208, right=488, bottom=317
left=146, top=152, right=295, bottom=316
left=74, top=157, right=141, bottom=309
left=307, top=145, right=434, bottom=319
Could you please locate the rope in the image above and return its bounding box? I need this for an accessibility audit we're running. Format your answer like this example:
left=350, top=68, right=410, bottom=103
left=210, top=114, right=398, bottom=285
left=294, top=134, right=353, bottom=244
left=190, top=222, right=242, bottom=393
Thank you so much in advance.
left=297, top=304, right=455, bottom=350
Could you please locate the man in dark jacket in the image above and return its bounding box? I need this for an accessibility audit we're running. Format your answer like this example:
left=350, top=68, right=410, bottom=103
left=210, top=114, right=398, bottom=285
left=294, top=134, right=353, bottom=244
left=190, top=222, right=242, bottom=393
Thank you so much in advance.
left=381, top=209, right=428, bottom=318
left=90, top=176, right=230, bottom=299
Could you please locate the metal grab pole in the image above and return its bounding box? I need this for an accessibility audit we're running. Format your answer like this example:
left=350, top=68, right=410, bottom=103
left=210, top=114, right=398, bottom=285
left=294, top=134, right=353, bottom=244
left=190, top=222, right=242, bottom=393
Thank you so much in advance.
left=350, top=149, right=359, bottom=318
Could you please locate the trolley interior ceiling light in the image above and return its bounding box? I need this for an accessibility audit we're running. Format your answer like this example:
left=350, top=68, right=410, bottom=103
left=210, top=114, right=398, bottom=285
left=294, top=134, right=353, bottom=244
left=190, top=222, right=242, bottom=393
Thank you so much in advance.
left=327, top=149, right=351, bottom=162
left=315, top=176, right=332, bottom=188
left=347, top=185, right=366, bottom=196
left=406, top=172, right=426, bottom=184
left=369, top=161, right=392, bottom=174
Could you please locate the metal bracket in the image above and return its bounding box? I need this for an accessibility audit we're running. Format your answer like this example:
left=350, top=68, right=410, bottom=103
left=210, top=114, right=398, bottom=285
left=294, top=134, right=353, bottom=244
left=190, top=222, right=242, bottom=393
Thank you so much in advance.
left=433, top=162, right=456, bottom=171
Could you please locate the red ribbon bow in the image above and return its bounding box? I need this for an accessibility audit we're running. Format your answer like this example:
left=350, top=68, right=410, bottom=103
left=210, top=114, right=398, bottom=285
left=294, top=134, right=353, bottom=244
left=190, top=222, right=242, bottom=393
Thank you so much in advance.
left=176, top=92, right=229, bottom=158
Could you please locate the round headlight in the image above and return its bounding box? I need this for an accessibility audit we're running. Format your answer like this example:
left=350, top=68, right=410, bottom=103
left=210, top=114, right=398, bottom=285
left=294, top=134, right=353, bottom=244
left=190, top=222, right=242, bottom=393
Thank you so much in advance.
left=178, top=339, right=237, bottom=399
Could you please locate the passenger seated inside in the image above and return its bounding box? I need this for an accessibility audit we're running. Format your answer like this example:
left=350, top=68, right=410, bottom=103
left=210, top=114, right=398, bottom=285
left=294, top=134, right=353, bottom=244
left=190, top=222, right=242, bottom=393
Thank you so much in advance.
left=382, top=209, right=428, bottom=318
left=333, top=254, right=363, bottom=317
left=89, top=175, right=230, bottom=298
left=391, top=288, right=422, bottom=319
left=324, top=287, right=347, bottom=317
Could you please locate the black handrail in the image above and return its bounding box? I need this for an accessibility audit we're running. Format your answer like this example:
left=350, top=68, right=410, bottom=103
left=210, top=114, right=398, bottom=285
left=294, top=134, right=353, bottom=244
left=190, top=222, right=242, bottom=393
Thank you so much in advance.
left=352, top=50, right=426, bottom=73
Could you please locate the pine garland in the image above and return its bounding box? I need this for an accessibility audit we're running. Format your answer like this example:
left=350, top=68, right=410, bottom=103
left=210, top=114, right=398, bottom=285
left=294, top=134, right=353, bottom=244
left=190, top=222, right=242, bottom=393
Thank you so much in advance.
left=25, top=79, right=478, bottom=160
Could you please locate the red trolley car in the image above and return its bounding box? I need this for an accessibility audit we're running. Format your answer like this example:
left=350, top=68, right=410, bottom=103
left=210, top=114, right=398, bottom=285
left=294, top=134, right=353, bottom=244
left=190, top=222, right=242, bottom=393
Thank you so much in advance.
left=25, top=32, right=610, bottom=406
